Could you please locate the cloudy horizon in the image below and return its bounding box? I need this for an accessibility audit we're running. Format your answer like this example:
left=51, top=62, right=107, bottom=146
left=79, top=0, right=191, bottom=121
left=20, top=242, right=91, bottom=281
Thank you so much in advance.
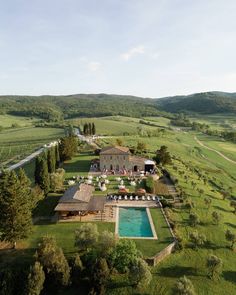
left=0, top=0, right=235, bottom=98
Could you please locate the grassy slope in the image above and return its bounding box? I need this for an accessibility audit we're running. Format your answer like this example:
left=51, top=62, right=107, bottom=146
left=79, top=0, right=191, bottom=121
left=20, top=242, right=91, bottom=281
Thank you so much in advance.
left=0, top=114, right=38, bottom=127
left=101, top=130, right=236, bottom=294
left=68, top=116, right=160, bottom=135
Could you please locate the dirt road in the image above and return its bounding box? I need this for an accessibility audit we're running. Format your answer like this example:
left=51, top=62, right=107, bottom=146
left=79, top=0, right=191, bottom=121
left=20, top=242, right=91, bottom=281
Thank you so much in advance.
left=194, top=136, right=236, bottom=165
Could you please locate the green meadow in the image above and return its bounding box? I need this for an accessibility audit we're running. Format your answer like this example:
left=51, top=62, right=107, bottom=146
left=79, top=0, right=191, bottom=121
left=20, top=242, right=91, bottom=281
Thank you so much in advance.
left=0, top=114, right=39, bottom=128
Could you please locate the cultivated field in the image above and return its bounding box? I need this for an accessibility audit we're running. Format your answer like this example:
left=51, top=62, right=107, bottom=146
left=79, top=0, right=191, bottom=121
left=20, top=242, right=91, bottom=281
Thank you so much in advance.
left=0, top=126, right=64, bottom=165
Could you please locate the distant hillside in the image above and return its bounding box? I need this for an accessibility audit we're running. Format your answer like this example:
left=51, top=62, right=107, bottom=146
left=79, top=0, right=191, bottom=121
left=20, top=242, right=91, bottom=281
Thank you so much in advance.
left=0, top=94, right=169, bottom=121
left=0, top=91, right=236, bottom=122
left=155, top=91, right=236, bottom=114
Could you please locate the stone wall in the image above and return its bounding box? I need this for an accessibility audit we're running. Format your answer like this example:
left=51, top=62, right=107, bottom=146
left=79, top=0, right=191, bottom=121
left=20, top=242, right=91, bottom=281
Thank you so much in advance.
left=145, top=201, right=177, bottom=267
left=146, top=241, right=176, bottom=266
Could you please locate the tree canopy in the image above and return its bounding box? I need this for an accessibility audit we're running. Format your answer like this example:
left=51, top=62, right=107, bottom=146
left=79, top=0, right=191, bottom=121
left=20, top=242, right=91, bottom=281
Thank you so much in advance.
left=0, top=169, right=35, bottom=247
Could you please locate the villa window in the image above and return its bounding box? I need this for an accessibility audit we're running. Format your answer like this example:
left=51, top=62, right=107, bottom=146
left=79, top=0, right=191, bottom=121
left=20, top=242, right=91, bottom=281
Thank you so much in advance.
left=123, top=156, right=125, bottom=160
left=110, top=156, right=112, bottom=159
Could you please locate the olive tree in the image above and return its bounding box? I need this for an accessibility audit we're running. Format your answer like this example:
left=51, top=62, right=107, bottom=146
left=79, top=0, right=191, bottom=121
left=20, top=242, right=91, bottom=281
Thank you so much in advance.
left=212, top=211, right=221, bottom=225
left=189, top=213, right=200, bottom=227
left=189, top=231, right=206, bottom=249
left=206, top=255, right=222, bottom=280
left=110, top=239, right=140, bottom=273
left=225, top=229, right=236, bottom=250
left=173, top=276, right=196, bottom=295
left=75, top=223, right=99, bottom=252
left=128, top=258, right=152, bottom=290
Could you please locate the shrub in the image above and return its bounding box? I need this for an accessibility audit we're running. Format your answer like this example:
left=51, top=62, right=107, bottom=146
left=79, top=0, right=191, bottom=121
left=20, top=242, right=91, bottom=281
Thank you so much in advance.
left=145, top=176, right=154, bottom=193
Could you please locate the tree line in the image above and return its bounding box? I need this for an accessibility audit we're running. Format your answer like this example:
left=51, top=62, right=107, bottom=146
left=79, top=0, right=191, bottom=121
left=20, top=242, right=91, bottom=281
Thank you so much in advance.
left=0, top=135, right=78, bottom=250
left=83, top=122, right=96, bottom=136
left=34, top=135, right=78, bottom=194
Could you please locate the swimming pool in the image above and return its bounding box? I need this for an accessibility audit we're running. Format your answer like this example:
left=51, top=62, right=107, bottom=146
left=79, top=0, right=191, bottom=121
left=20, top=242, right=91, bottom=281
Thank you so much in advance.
left=118, top=207, right=156, bottom=238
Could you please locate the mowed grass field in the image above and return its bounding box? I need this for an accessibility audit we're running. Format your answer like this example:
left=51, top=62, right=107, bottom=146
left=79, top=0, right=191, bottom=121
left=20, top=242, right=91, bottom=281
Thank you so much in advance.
left=0, top=126, right=64, bottom=164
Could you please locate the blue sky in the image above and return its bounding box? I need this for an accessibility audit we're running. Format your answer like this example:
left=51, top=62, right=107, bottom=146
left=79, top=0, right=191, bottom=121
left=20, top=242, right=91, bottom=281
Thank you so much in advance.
left=0, top=0, right=235, bottom=97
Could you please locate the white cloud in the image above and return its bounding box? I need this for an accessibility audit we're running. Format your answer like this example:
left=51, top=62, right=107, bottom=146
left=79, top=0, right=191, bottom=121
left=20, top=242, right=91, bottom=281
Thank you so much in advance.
left=87, top=61, right=102, bottom=72
left=121, top=45, right=145, bottom=61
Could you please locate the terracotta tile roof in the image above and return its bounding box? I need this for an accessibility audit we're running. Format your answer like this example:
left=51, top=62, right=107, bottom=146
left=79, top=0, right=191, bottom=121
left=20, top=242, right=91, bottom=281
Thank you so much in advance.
left=100, top=145, right=130, bottom=155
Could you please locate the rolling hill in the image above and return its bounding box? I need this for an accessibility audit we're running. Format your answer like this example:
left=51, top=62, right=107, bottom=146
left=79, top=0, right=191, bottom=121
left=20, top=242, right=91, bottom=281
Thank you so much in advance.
left=0, top=91, right=236, bottom=122
left=155, top=91, right=236, bottom=114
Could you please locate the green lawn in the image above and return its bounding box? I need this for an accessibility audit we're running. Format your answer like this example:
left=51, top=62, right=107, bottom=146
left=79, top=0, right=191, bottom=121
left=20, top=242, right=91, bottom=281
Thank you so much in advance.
left=29, top=208, right=172, bottom=258
left=134, top=208, right=174, bottom=257
left=63, top=152, right=96, bottom=178
left=25, top=222, right=115, bottom=256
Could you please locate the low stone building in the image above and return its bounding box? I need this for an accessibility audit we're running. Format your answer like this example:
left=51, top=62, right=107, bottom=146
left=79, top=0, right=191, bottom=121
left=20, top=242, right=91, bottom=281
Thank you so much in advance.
left=99, top=145, right=155, bottom=173
left=55, top=183, right=105, bottom=220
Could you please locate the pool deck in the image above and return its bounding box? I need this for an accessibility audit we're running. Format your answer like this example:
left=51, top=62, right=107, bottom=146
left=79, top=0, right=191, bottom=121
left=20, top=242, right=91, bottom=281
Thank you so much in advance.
left=106, top=199, right=160, bottom=208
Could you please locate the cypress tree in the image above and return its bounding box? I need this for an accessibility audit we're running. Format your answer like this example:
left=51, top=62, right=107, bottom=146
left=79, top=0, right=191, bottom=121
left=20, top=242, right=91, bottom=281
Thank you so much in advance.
left=27, top=261, right=45, bottom=295
left=36, top=236, right=70, bottom=288
left=90, top=258, right=109, bottom=295
left=39, top=156, right=50, bottom=194
left=92, top=123, right=96, bottom=135
left=35, top=154, right=50, bottom=194
left=34, top=156, right=41, bottom=185
left=47, top=147, right=56, bottom=173
left=88, top=123, right=92, bottom=135
left=59, top=136, right=77, bottom=161
left=0, top=170, right=34, bottom=248
left=55, top=144, right=60, bottom=168
left=83, top=123, right=88, bottom=135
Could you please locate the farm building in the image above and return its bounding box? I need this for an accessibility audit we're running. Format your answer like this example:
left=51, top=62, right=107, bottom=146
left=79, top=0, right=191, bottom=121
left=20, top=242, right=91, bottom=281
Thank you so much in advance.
left=55, top=183, right=105, bottom=220
left=99, top=145, right=155, bottom=173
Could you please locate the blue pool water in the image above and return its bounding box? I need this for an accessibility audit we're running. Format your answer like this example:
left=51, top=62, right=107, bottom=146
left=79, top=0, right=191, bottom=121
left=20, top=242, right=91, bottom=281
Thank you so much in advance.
left=118, top=207, right=153, bottom=237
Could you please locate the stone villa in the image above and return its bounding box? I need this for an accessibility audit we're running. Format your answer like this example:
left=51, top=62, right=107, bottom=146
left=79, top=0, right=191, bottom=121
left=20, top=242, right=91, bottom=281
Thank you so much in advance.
left=99, top=146, right=155, bottom=173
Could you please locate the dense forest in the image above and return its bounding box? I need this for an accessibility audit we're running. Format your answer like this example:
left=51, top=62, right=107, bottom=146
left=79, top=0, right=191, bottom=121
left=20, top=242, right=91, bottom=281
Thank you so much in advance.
left=0, top=94, right=168, bottom=121
left=155, top=91, right=236, bottom=114
left=0, top=92, right=236, bottom=122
